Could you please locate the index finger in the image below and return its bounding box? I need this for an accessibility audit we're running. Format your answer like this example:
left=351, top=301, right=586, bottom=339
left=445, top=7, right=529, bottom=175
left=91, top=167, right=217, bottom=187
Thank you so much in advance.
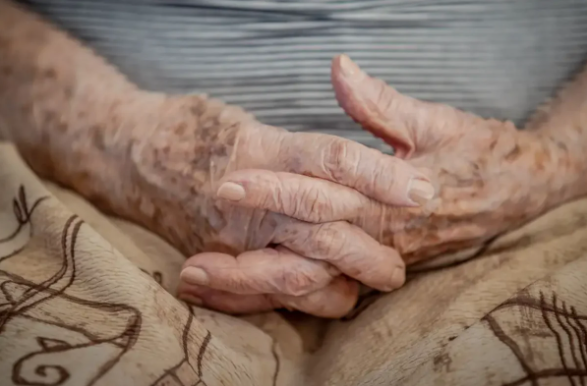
left=177, top=276, right=359, bottom=318
left=280, top=132, right=434, bottom=207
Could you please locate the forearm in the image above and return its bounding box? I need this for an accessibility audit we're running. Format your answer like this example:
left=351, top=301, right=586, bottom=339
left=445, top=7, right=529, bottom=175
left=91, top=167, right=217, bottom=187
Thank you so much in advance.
left=524, top=64, right=587, bottom=205
left=0, top=0, right=159, bottom=203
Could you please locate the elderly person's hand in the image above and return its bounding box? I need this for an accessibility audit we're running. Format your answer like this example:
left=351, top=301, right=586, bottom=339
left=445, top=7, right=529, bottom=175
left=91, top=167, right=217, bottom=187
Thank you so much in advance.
left=119, top=89, right=433, bottom=317
left=179, top=55, right=573, bottom=316
left=0, top=0, right=431, bottom=318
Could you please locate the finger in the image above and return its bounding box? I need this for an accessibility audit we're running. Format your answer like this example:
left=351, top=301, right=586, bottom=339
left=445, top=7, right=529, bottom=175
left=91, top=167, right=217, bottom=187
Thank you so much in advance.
left=274, top=220, right=406, bottom=291
left=178, top=283, right=279, bottom=314
left=177, top=276, right=359, bottom=318
left=216, top=169, right=379, bottom=222
left=331, top=54, right=479, bottom=158
left=180, top=247, right=339, bottom=296
left=274, top=276, right=359, bottom=318
left=278, top=130, right=434, bottom=207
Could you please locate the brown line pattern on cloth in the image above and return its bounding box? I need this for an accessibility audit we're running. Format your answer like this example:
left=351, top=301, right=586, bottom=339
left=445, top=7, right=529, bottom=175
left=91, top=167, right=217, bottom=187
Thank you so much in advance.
left=0, top=269, right=143, bottom=338
left=149, top=305, right=212, bottom=386
left=561, top=301, right=586, bottom=386
left=0, top=185, right=48, bottom=243
left=542, top=292, right=577, bottom=386
left=0, top=185, right=144, bottom=385
left=9, top=215, right=141, bottom=385
left=271, top=338, right=281, bottom=386
left=139, top=268, right=164, bottom=287
left=483, top=314, right=538, bottom=386
left=87, top=312, right=141, bottom=386
left=197, top=329, right=212, bottom=379
left=0, top=244, right=28, bottom=263
left=11, top=320, right=142, bottom=386
left=492, top=293, right=587, bottom=321
left=17, top=314, right=108, bottom=345
left=0, top=215, right=80, bottom=332
left=19, top=215, right=79, bottom=304
left=475, top=290, right=587, bottom=386
left=504, top=369, right=587, bottom=386
left=571, top=306, right=587, bottom=373
left=0, top=268, right=143, bottom=325
left=9, top=302, right=142, bottom=386
left=0, top=187, right=49, bottom=266
left=185, top=305, right=196, bottom=361
left=182, top=305, right=201, bottom=380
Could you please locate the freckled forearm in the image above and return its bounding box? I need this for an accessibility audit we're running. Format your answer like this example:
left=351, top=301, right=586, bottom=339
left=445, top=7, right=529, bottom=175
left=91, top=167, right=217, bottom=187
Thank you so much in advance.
left=0, top=0, right=151, bottom=198
left=0, top=1, right=257, bottom=254
left=523, top=63, right=587, bottom=204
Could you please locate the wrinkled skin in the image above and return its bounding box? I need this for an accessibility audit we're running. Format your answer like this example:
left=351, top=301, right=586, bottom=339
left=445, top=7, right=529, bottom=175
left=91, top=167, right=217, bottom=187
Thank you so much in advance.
left=0, top=1, right=435, bottom=318
left=0, top=0, right=579, bottom=318
left=122, top=91, right=433, bottom=317
left=331, top=57, right=571, bottom=263
left=178, top=56, right=581, bottom=316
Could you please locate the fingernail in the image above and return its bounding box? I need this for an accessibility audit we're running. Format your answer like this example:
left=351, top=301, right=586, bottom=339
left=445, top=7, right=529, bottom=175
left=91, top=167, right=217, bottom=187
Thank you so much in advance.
left=217, top=182, right=246, bottom=201
left=408, top=178, right=435, bottom=205
left=339, top=54, right=360, bottom=77
left=390, top=267, right=406, bottom=289
left=180, top=294, right=203, bottom=306
left=181, top=267, right=210, bottom=285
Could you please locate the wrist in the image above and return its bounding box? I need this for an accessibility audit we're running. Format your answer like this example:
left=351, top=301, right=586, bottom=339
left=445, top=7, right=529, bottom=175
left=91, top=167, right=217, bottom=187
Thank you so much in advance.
left=536, top=131, right=587, bottom=208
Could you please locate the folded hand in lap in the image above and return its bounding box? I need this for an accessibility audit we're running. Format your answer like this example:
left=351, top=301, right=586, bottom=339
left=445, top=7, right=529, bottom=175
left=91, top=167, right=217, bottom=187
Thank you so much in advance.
left=114, top=81, right=435, bottom=317
left=178, top=56, right=566, bottom=316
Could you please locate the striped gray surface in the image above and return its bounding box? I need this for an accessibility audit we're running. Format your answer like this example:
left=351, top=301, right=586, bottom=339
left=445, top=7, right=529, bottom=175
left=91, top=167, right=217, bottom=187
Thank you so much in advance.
left=18, top=0, right=587, bottom=151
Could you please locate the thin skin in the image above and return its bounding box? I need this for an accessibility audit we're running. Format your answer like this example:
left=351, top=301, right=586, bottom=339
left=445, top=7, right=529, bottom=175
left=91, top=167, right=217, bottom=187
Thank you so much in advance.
left=179, top=58, right=587, bottom=316
left=330, top=56, right=587, bottom=263
left=2, top=0, right=587, bottom=317
left=1, top=0, right=431, bottom=317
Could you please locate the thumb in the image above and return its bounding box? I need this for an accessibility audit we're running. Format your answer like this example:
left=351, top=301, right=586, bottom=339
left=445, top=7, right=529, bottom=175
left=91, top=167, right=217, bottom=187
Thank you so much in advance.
left=331, top=54, right=477, bottom=159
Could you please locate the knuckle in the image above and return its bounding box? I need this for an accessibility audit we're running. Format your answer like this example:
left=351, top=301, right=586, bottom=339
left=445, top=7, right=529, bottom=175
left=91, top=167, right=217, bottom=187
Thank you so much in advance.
left=268, top=174, right=287, bottom=211
left=299, top=186, right=330, bottom=222
left=275, top=174, right=306, bottom=218
left=358, top=157, right=387, bottom=196
left=275, top=174, right=332, bottom=222
left=281, top=270, right=325, bottom=296
left=322, top=139, right=355, bottom=182
left=312, top=223, right=347, bottom=260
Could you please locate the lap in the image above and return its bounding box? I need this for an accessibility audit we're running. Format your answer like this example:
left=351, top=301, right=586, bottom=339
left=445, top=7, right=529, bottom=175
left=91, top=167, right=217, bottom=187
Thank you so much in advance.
left=1, top=142, right=586, bottom=386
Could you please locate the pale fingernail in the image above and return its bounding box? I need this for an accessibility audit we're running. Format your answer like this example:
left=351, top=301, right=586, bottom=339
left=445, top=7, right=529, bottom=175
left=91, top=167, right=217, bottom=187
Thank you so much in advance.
left=217, top=182, right=246, bottom=201
left=390, top=266, right=406, bottom=288
left=181, top=267, right=210, bottom=285
left=180, top=294, right=203, bottom=306
left=339, top=54, right=360, bottom=77
left=408, top=178, right=435, bottom=205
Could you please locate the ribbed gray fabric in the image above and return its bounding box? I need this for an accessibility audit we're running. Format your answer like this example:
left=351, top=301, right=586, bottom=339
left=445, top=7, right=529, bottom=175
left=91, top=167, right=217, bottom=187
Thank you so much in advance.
left=18, top=0, right=587, bottom=151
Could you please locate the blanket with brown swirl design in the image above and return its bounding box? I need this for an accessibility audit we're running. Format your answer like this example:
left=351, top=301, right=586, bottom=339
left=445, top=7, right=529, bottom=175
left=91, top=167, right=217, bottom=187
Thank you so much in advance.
left=1, top=141, right=587, bottom=386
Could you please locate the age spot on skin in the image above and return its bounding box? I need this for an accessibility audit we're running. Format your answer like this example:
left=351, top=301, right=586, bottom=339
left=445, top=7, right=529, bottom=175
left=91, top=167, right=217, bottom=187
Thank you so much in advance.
left=42, top=67, right=57, bottom=79
left=534, top=148, right=551, bottom=171
left=504, top=144, right=521, bottom=161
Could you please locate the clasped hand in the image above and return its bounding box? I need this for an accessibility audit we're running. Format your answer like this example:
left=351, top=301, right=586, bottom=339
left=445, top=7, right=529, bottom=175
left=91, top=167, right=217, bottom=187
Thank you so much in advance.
left=123, top=56, right=546, bottom=317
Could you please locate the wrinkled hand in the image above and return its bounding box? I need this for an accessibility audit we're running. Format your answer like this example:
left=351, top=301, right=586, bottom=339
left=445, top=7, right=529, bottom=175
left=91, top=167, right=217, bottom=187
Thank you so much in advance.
left=332, top=56, right=564, bottom=263
left=122, top=89, right=432, bottom=317
left=179, top=55, right=564, bottom=316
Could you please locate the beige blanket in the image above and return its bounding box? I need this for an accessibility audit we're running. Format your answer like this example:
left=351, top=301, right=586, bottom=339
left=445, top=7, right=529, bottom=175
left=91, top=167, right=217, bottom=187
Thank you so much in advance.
left=1, top=141, right=587, bottom=386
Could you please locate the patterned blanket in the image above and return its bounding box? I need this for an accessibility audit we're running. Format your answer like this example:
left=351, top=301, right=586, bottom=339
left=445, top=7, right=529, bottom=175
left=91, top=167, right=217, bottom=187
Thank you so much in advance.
left=1, top=141, right=586, bottom=386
